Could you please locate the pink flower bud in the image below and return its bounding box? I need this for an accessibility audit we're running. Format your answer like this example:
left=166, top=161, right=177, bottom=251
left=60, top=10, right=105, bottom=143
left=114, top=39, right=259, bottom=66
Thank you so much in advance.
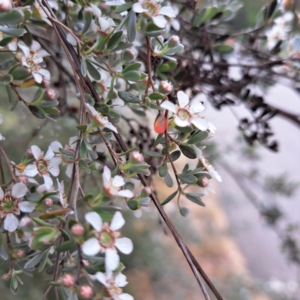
left=71, top=224, right=84, bottom=236
left=145, top=186, right=152, bottom=195
left=2, top=273, right=10, bottom=280
left=131, top=151, right=144, bottom=163
left=17, top=249, right=25, bottom=258
left=80, top=285, right=93, bottom=299
left=42, top=78, right=50, bottom=88
left=61, top=274, right=75, bottom=287
left=20, top=217, right=32, bottom=227
left=0, top=0, right=12, bottom=12
left=159, top=81, right=173, bottom=94
left=45, top=198, right=53, bottom=207
left=18, top=176, right=27, bottom=184
left=45, top=89, right=56, bottom=100
left=168, top=35, right=180, bottom=48
left=199, top=177, right=209, bottom=187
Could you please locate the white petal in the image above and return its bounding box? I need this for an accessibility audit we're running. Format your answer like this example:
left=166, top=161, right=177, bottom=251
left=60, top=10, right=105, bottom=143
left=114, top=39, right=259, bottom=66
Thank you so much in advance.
left=190, top=101, right=205, bottom=114
left=104, top=122, right=118, bottom=133
left=66, top=33, right=77, bottom=46
left=38, top=68, right=50, bottom=80
left=171, top=19, right=180, bottom=31
left=115, top=237, right=133, bottom=254
left=18, top=43, right=30, bottom=56
left=44, top=146, right=54, bottom=160
left=177, top=91, right=189, bottom=108
left=50, top=141, right=62, bottom=153
left=102, top=166, right=111, bottom=188
left=12, top=183, right=27, bottom=198
left=112, top=175, right=124, bottom=188
left=115, top=273, right=128, bottom=287
left=31, top=145, right=42, bottom=160
left=132, top=2, right=147, bottom=13
left=109, top=211, right=125, bottom=231
left=99, top=17, right=110, bottom=32
left=19, top=201, right=36, bottom=213
left=66, top=164, right=74, bottom=178
left=207, top=122, right=216, bottom=134
left=105, top=248, right=119, bottom=271
left=85, top=103, right=97, bottom=116
left=117, top=190, right=134, bottom=198
left=33, top=72, right=43, bottom=83
left=85, top=211, right=102, bottom=231
left=31, top=40, right=41, bottom=52
left=48, top=157, right=61, bottom=177
left=0, top=187, right=3, bottom=199
left=43, top=174, right=53, bottom=190
left=160, top=101, right=177, bottom=114
left=82, top=238, right=101, bottom=256
left=174, top=116, right=190, bottom=127
left=119, top=294, right=134, bottom=300
left=152, top=15, right=167, bottom=28
left=159, top=6, right=176, bottom=18
left=95, top=272, right=108, bottom=286
left=191, top=118, right=208, bottom=131
left=4, top=214, right=19, bottom=232
left=24, top=164, right=38, bottom=177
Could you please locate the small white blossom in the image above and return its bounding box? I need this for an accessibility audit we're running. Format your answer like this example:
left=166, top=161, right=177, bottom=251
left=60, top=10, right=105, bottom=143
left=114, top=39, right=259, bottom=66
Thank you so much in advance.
left=94, top=272, right=134, bottom=300
left=82, top=211, right=133, bottom=273
left=0, top=183, right=35, bottom=232
left=24, top=144, right=61, bottom=190
left=103, top=166, right=134, bottom=198
left=161, top=90, right=210, bottom=131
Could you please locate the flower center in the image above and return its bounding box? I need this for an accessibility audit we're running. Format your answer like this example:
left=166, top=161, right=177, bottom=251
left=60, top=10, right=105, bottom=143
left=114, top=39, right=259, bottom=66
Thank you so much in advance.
left=143, top=1, right=160, bottom=17
left=177, top=108, right=191, bottom=121
left=36, top=159, right=49, bottom=175
left=98, top=227, right=115, bottom=248
left=106, top=281, right=122, bottom=298
left=0, top=194, right=20, bottom=217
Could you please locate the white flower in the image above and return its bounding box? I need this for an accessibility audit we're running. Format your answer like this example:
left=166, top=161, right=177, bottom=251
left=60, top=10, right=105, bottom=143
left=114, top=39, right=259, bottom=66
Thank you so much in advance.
left=193, top=146, right=222, bottom=182
left=86, top=103, right=118, bottom=133
left=0, top=183, right=35, bottom=232
left=18, top=41, right=50, bottom=83
left=0, top=114, right=5, bottom=140
left=50, top=138, right=77, bottom=178
left=24, top=144, right=61, bottom=190
left=82, top=211, right=133, bottom=273
left=133, top=0, right=177, bottom=28
left=103, top=166, right=134, bottom=198
left=161, top=90, right=209, bottom=131
left=94, top=272, right=134, bottom=300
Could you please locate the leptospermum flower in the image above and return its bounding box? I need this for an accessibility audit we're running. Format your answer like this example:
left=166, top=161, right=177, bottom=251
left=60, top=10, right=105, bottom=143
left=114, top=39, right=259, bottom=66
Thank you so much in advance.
left=133, top=0, right=177, bottom=28
left=24, top=145, right=61, bottom=190
left=0, top=183, right=35, bottom=232
left=82, top=211, right=133, bottom=273
left=160, top=90, right=209, bottom=131
left=94, top=272, right=134, bottom=300
left=86, top=103, right=118, bottom=133
left=103, top=166, right=134, bottom=199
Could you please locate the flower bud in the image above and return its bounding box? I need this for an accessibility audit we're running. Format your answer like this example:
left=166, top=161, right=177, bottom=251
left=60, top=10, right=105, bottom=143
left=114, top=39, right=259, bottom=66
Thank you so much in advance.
left=158, top=81, right=173, bottom=95
left=71, top=224, right=84, bottom=236
left=18, top=175, right=28, bottom=184
left=80, top=285, right=93, bottom=299
left=45, top=198, right=53, bottom=207
left=199, top=176, right=209, bottom=187
left=2, top=273, right=10, bottom=280
left=123, top=49, right=135, bottom=62
left=61, top=274, right=75, bottom=287
left=167, top=35, right=180, bottom=48
left=20, top=216, right=32, bottom=228
left=17, top=249, right=25, bottom=258
left=131, top=151, right=144, bottom=163
left=42, top=78, right=50, bottom=88
left=45, top=89, right=56, bottom=101
left=144, top=186, right=152, bottom=195
left=0, top=0, right=12, bottom=12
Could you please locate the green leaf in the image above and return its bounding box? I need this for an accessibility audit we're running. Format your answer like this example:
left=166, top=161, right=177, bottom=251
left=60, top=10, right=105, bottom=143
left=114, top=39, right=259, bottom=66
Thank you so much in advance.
left=122, top=70, right=140, bottom=82
left=127, top=200, right=139, bottom=210
left=154, top=134, right=164, bottom=147
left=43, top=107, right=59, bottom=115
left=28, top=105, right=46, bottom=119
left=179, top=144, right=197, bottom=159
left=127, top=9, right=136, bottom=42
left=115, top=2, right=133, bottom=13
left=86, top=59, right=101, bottom=81
left=9, top=66, right=30, bottom=80
left=164, top=172, right=173, bottom=187
left=122, top=62, right=142, bottom=73
left=32, top=217, right=54, bottom=227
left=194, top=7, right=218, bottom=26
left=0, top=26, right=26, bottom=36
left=80, top=59, right=87, bottom=77
left=32, top=88, right=44, bottom=103
left=179, top=207, right=189, bottom=217
left=0, top=245, right=8, bottom=260
left=80, top=139, right=87, bottom=159
left=77, top=124, right=87, bottom=131
left=24, top=251, right=46, bottom=270
left=82, top=10, right=92, bottom=34
left=158, top=163, right=168, bottom=177
left=0, top=74, right=13, bottom=85
left=214, top=44, right=234, bottom=54
left=96, top=102, right=110, bottom=115
left=0, top=37, right=13, bottom=46
left=161, top=190, right=178, bottom=205
left=107, top=31, right=123, bottom=50
left=178, top=173, right=197, bottom=184
left=169, top=150, right=181, bottom=162
left=185, top=193, right=205, bottom=206
left=111, top=42, right=133, bottom=52
left=187, top=131, right=208, bottom=144
left=0, top=10, right=24, bottom=25
left=143, top=150, right=164, bottom=158
left=59, top=148, right=75, bottom=157
left=56, top=240, right=75, bottom=253
left=38, top=251, right=49, bottom=272
left=145, top=22, right=165, bottom=37
left=0, top=59, right=16, bottom=70
left=118, top=91, right=140, bottom=103
left=149, top=92, right=164, bottom=100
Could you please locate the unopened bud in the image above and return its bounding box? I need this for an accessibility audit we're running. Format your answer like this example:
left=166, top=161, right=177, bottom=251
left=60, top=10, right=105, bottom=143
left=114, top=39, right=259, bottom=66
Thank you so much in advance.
left=158, top=81, right=173, bottom=94
left=71, top=224, right=84, bottom=236
left=20, top=217, right=32, bottom=227
left=42, top=78, right=50, bottom=88
left=145, top=186, right=152, bottom=195
left=131, top=151, right=144, bottom=163
left=80, top=285, right=93, bottom=299
left=66, top=0, right=74, bottom=8
left=199, top=177, right=209, bottom=188
left=0, top=0, right=12, bottom=12
left=167, top=35, right=180, bottom=48
left=45, top=198, right=53, bottom=207
left=2, top=273, right=10, bottom=280
left=61, top=274, right=75, bottom=287
left=18, top=175, right=27, bottom=184
left=17, top=249, right=25, bottom=258
left=123, top=49, right=135, bottom=62
left=45, top=89, right=56, bottom=100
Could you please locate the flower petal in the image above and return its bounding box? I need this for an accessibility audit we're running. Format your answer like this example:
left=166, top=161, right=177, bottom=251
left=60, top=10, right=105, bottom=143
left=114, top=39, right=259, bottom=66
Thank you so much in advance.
left=104, top=121, right=118, bottom=133
left=191, top=118, right=208, bottom=131
left=50, top=141, right=62, bottom=153
left=24, top=164, right=38, bottom=177
left=119, top=294, right=134, bottom=300
left=174, top=116, right=190, bottom=127
left=115, top=273, right=128, bottom=287
left=12, top=182, right=27, bottom=198
left=109, top=211, right=125, bottom=231
left=49, top=157, right=61, bottom=177
left=152, top=15, right=167, bottom=28
left=44, top=146, right=54, bottom=160
left=117, top=189, right=134, bottom=198
left=190, top=100, right=205, bottom=114
left=4, top=214, right=19, bottom=232
left=132, top=2, right=147, bottom=13
left=177, top=91, right=189, bottom=108
left=0, top=187, right=3, bottom=199
left=95, top=272, right=108, bottom=286
left=160, top=101, right=177, bottom=114
left=102, top=166, right=111, bottom=188
left=82, top=238, right=101, bottom=256
left=85, top=211, right=102, bottom=231
left=66, top=164, right=74, bottom=178
left=85, top=103, right=97, bottom=116
left=115, top=237, right=133, bottom=254
left=159, top=6, right=176, bottom=17
left=31, top=145, right=42, bottom=160
left=33, top=72, right=43, bottom=83
left=19, top=201, right=36, bottom=213
left=43, top=174, right=53, bottom=190
left=38, top=68, right=50, bottom=80
left=69, top=136, right=78, bottom=150
left=112, top=175, right=124, bottom=188
left=105, top=248, right=119, bottom=271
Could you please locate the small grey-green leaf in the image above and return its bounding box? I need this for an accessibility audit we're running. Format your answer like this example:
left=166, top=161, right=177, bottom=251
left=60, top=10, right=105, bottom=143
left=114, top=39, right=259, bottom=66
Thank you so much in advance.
left=80, top=59, right=87, bottom=77
left=0, top=74, right=13, bottom=85
left=164, top=172, right=173, bottom=187
left=158, top=163, right=168, bottom=177
left=185, top=193, right=205, bottom=207
left=122, top=70, right=140, bottom=82
left=86, top=59, right=101, bottom=81
left=107, top=31, right=123, bottom=50
left=82, top=10, right=92, bottom=34
left=0, top=26, right=26, bottom=36
left=143, top=150, right=164, bottom=158
left=0, top=10, right=24, bottom=25
left=29, top=105, right=46, bottom=119
left=24, top=251, right=46, bottom=269
left=161, top=190, right=178, bottom=205
left=169, top=150, right=181, bottom=162
left=118, top=91, right=140, bottom=103
left=179, top=144, right=197, bottom=159
left=188, top=131, right=208, bottom=144
left=127, top=10, right=136, bottom=42
left=115, top=2, right=133, bottom=13
left=178, top=173, right=197, bottom=184
left=179, top=207, right=189, bottom=217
